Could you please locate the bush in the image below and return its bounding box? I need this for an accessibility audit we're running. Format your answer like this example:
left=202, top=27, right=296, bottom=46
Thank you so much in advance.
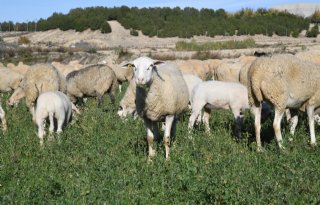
left=18, top=36, right=31, bottom=45
left=130, top=29, right=139, bottom=36
left=176, top=38, right=256, bottom=51
left=306, top=25, right=319, bottom=37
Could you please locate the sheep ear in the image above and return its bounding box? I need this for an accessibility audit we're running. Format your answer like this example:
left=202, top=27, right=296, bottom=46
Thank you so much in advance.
left=122, top=63, right=135, bottom=69
left=153, top=60, right=164, bottom=66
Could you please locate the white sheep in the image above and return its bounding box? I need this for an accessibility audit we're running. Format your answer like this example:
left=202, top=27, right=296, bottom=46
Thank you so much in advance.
left=248, top=54, right=320, bottom=150
left=122, top=57, right=189, bottom=160
left=188, top=80, right=249, bottom=138
left=35, top=91, right=80, bottom=146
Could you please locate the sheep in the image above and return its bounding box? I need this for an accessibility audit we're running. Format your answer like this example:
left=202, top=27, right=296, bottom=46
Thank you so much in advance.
left=295, top=50, right=320, bottom=65
left=51, top=61, right=85, bottom=77
left=118, top=74, right=202, bottom=119
left=117, top=79, right=139, bottom=118
left=0, top=68, right=24, bottom=92
left=11, top=61, right=29, bottom=75
left=35, top=91, right=80, bottom=146
left=19, top=63, right=66, bottom=121
left=248, top=54, right=320, bottom=150
left=0, top=102, right=7, bottom=132
left=109, top=62, right=134, bottom=92
left=122, top=57, right=189, bottom=160
left=66, top=64, right=118, bottom=106
left=8, top=87, right=25, bottom=106
left=188, top=81, right=249, bottom=138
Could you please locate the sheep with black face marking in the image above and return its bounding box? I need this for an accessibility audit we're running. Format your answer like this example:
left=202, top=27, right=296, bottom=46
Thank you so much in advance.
left=66, top=64, right=118, bottom=106
left=35, top=91, right=80, bottom=146
left=123, top=57, right=189, bottom=160
left=248, top=54, right=320, bottom=151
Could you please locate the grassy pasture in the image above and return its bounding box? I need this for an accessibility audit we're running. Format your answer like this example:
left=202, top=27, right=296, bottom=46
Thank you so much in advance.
left=0, top=84, right=320, bottom=204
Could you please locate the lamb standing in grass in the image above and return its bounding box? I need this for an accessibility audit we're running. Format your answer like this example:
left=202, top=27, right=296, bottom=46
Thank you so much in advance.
left=188, top=81, right=249, bottom=138
left=123, top=57, right=189, bottom=160
left=35, top=91, right=80, bottom=146
left=248, top=54, right=320, bottom=150
left=66, top=64, right=118, bottom=106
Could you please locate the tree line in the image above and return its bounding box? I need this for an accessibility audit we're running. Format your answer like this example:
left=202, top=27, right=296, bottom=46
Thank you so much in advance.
left=0, top=6, right=318, bottom=38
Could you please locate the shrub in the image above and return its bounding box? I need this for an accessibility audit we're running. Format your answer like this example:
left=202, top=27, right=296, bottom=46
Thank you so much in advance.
left=18, top=36, right=31, bottom=45
left=130, top=29, right=139, bottom=36
left=306, top=25, right=319, bottom=37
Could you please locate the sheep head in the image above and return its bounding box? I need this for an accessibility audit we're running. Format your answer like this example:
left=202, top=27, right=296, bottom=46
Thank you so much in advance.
left=122, top=57, right=163, bottom=86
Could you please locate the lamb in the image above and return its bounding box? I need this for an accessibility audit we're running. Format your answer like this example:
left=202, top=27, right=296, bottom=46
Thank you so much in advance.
left=0, top=68, right=24, bottom=92
left=188, top=81, right=249, bottom=138
left=122, top=57, right=189, bottom=160
left=35, top=91, right=80, bottom=146
left=248, top=54, right=320, bottom=150
left=0, top=102, right=7, bottom=132
left=16, top=63, right=66, bottom=121
left=66, top=64, right=118, bottom=106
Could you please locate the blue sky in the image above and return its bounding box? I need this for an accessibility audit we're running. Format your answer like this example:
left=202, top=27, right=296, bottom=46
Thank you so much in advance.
left=0, top=0, right=317, bottom=22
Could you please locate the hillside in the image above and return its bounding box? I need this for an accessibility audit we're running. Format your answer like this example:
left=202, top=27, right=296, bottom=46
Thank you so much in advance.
left=272, top=3, right=320, bottom=17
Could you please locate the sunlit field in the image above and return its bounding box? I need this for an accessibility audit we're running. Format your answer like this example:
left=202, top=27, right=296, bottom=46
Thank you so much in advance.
left=0, top=83, right=320, bottom=204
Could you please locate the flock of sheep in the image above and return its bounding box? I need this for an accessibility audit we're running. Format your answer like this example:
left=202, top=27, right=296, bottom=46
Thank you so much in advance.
left=0, top=49, right=320, bottom=160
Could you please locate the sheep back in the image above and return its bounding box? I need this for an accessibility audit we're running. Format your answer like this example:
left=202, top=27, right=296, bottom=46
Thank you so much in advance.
left=248, top=54, right=320, bottom=110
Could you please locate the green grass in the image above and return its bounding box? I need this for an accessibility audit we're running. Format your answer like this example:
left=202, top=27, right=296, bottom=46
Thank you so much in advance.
left=176, top=38, right=256, bottom=51
left=0, top=86, right=320, bottom=204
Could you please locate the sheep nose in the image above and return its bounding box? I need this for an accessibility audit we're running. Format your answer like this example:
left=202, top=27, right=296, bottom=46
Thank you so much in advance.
left=138, top=77, right=144, bottom=84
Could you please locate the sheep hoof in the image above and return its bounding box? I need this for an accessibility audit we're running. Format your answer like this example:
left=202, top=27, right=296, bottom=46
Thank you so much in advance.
left=310, top=142, right=317, bottom=148
left=288, top=137, right=293, bottom=142
left=257, top=146, right=264, bottom=152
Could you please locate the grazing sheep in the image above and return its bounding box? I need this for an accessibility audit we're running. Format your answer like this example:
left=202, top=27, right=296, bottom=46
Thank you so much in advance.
left=0, top=68, right=23, bottom=92
left=52, top=61, right=85, bottom=77
left=188, top=81, right=249, bottom=138
left=11, top=61, right=29, bottom=75
left=35, top=91, right=80, bottom=146
left=8, top=87, right=26, bottom=106
left=117, top=79, right=139, bottom=118
left=0, top=102, right=7, bottom=132
left=248, top=54, right=320, bottom=150
left=21, top=64, right=66, bottom=121
left=123, top=57, right=189, bottom=160
left=66, top=64, right=118, bottom=106
left=109, top=62, right=134, bottom=92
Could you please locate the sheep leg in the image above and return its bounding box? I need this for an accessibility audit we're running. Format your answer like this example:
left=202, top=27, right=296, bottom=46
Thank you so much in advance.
left=37, top=118, right=45, bottom=146
left=164, top=115, right=174, bottom=160
left=203, top=108, right=211, bottom=133
left=57, top=117, right=64, bottom=134
left=232, top=109, right=243, bottom=139
left=251, top=104, right=262, bottom=151
left=144, top=119, right=156, bottom=160
left=289, top=115, right=298, bottom=140
left=188, top=104, right=204, bottom=133
left=119, top=83, right=122, bottom=93
left=108, top=93, right=115, bottom=104
left=0, top=106, right=7, bottom=131
left=30, top=105, right=36, bottom=123
left=97, top=94, right=104, bottom=107
left=307, top=105, right=316, bottom=146
left=273, top=108, right=285, bottom=149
